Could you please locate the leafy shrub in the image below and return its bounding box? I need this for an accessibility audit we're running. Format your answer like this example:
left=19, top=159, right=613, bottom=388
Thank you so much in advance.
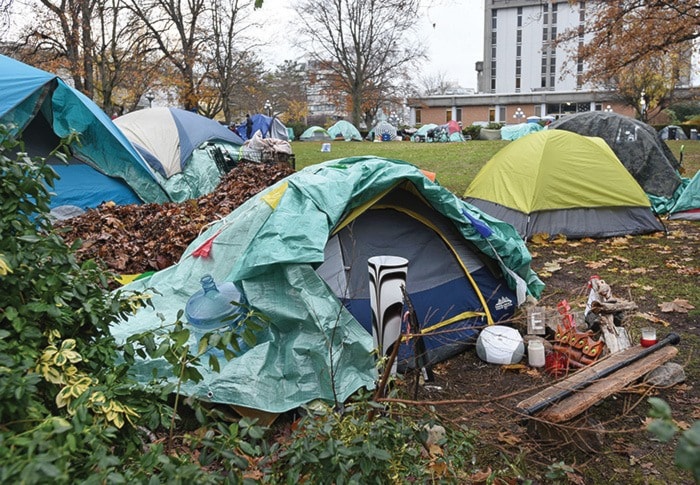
left=265, top=392, right=476, bottom=484
left=463, top=124, right=481, bottom=140
left=647, top=397, right=700, bottom=482
left=0, top=128, right=215, bottom=483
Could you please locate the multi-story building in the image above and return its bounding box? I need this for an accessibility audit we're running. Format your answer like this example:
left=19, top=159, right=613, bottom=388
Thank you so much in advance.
left=409, top=0, right=696, bottom=127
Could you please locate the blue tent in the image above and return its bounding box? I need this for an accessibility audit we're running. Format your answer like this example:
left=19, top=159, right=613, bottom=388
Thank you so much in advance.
left=0, top=54, right=168, bottom=210
left=236, top=113, right=289, bottom=141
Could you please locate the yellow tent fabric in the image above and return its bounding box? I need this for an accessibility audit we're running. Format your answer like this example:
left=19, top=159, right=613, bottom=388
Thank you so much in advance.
left=465, top=130, right=651, bottom=212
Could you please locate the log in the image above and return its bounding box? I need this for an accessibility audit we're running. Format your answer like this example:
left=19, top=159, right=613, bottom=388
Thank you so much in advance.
left=591, top=299, right=638, bottom=314
left=537, top=345, right=677, bottom=422
left=517, top=334, right=680, bottom=419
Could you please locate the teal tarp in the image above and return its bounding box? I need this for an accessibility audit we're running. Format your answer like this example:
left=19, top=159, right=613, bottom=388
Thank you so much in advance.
left=112, top=157, right=543, bottom=413
left=669, top=171, right=700, bottom=219
left=327, top=120, right=362, bottom=141
left=501, top=122, right=544, bottom=141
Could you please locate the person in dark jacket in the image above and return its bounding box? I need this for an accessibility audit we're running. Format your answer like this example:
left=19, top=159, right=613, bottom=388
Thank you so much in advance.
left=245, top=114, right=253, bottom=139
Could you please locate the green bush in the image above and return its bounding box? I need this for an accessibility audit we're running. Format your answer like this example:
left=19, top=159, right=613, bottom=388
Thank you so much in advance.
left=265, top=393, right=476, bottom=483
left=647, top=397, right=700, bottom=483
left=0, top=128, right=219, bottom=483
left=463, top=124, right=482, bottom=140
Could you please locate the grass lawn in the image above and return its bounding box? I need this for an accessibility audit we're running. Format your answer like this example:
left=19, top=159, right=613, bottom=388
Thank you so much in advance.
left=290, top=139, right=700, bottom=195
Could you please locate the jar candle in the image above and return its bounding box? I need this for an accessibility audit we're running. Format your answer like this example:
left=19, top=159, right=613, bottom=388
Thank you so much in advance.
left=641, top=328, right=657, bottom=348
left=528, top=339, right=546, bottom=367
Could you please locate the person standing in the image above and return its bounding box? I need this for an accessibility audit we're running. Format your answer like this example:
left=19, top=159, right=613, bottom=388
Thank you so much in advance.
left=245, top=114, right=253, bottom=139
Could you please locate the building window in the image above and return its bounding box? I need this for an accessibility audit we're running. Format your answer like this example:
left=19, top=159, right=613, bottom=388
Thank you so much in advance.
left=446, top=110, right=452, bottom=122
left=488, top=108, right=496, bottom=122
left=415, top=109, right=421, bottom=124
left=499, top=107, right=506, bottom=122
left=455, top=108, right=462, bottom=122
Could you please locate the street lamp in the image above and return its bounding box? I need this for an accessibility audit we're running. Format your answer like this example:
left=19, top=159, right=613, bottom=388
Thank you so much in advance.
left=513, top=107, right=525, bottom=121
left=604, top=105, right=613, bottom=112
left=639, top=90, right=647, bottom=119
left=264, top=99, right=272, bottom=117
left=145, top=91, right=155, bottom=108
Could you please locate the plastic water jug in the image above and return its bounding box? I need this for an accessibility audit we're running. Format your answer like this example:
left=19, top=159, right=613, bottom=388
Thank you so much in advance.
left=185, top=274, right=242, bottom=334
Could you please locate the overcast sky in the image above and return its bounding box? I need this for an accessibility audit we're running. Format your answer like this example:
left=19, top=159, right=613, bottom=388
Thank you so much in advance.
left=250, top=0, right=485, bottom=90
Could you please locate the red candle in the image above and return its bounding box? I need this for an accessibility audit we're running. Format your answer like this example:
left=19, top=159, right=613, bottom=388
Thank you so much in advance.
left=641, top=328, right=657, bottom=347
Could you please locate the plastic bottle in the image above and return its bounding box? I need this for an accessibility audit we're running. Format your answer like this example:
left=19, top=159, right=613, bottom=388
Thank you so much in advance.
left=185, top=274, right=242, bottom=338
left=528, top=339, right=546, bottom=368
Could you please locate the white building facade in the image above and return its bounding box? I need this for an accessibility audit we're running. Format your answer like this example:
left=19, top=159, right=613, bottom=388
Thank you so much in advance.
left=409, top=0, right=696, bottom=127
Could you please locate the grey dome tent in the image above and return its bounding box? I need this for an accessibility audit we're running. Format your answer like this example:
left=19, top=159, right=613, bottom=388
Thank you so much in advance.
left=549, top=111, right=682, bottom=198
left=659, top=125, right=688, bottom=140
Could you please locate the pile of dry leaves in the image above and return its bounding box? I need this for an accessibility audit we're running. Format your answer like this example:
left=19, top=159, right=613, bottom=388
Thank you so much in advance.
left=55, top=162, right=295, bottom=275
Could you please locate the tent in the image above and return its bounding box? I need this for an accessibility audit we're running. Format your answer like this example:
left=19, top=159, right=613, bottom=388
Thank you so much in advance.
left=299, top=125, right=332, bottom=141
left=501, top=122, right=543, bottom=141
left=0, top=54, right=168, bottom=210
left=549, top=111, right=682, bottom=199
left=464, top=130, right=665, bottom=239
left=327, top=120, right=362, bottom=141
left=659, top=125, right=688, bottom=140
left=370, top=120, right=398, bottom=141
left=114, top=108, right=244, bottom=202
left=112, top=157, right=543, bottom=413
left=236, top=114, right=289, bottom=142
left=411, top=123, right=439, bottom=142
left=668, top=170, right=700, bottom=220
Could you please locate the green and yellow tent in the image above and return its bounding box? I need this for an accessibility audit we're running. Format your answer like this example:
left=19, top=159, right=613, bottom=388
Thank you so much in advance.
left=464, top=130, right=664, bottom=239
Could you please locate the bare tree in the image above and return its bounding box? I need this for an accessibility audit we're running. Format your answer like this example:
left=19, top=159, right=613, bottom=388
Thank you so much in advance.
left=124, top=0, right=210, bottom=111
left=418, top=71, right=457, bottom=96
left=294, top=0, right=425, bottom=128
left=201, top=0, right=257, bottom=122
left=0, top=0, right=14, bottom=35
left=92, top=0, right=161, bottom=115
left=18, top=0, right=98, bottom=95
left=267, top=60, right=308, bottom=123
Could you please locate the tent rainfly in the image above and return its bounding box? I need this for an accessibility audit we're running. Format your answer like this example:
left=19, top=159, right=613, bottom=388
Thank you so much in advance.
left=549, top=111, right=682, bottom=199
left=0, top=54, right=168, bottom=210
left=464, top=130, right=665, bottom=239
left=114, top=107, right=244, bottom=201
left=327, top=120, right=362, bottom=141
left=299, top=125, right=332, bottom=141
